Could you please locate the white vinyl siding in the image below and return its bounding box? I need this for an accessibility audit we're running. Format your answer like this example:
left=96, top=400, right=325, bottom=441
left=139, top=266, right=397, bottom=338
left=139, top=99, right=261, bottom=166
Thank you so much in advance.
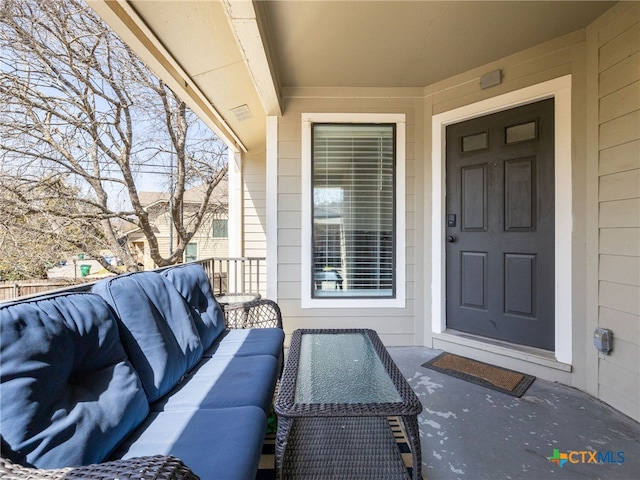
left=595, top=2, right=640, bottom=421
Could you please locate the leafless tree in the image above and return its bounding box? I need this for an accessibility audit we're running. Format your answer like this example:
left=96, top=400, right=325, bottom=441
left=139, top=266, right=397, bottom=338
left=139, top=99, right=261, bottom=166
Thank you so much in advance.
left=0, top=176, right=106, bottom=279
left=0, top=0, right=228, bottom=275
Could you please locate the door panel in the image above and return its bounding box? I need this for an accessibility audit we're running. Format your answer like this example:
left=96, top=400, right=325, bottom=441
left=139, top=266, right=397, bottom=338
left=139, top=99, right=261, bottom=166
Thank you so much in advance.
left=504, top=253, right=536, bottom=317
left=461, top=252, right=488, bottom=310
left=446, top=98, right=555, bottom=351
left=504, top=157, right=536, bottom=231
left=461, top=164, right=487, bottom=231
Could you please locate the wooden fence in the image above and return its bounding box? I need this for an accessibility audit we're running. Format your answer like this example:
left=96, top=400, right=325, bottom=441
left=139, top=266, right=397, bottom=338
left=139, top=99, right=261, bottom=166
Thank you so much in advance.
left=0, top=257, right=266, bottom=302
left=0, top=279, right=91, bottom=302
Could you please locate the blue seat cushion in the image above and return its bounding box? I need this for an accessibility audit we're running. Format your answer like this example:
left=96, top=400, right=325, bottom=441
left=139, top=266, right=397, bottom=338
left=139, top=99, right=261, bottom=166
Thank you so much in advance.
left=151, top=354, right=279, bottom=413
left=111, top=407, right=267, bottom=480
left=0, top=293, right=149, bottom=469
left=205, top=328, right=284, bottom=361
left=92, top=272, right=203, bottom=402
left=160, top=264, right=225, bottom=350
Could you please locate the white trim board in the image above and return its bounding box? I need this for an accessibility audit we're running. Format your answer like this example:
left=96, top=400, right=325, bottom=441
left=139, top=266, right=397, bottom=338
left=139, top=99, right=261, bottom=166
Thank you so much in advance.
left=227, top=149, right=243, bottom=292
left=266, top=116, right=278, bottom=300
left=430, top=75, right=573, bottom=365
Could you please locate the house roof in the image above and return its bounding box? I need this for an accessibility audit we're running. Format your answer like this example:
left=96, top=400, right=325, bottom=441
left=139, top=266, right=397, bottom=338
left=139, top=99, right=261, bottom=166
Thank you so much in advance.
left=120, top=181, right=228, bottom=236
left=88, top=0, right=616, bottom=152
left=138, top=180, right=228, bottom=209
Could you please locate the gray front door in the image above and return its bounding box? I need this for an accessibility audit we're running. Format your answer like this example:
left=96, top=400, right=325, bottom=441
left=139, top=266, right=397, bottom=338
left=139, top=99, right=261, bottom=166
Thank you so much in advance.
left=445, top=98, right=555, bottom=351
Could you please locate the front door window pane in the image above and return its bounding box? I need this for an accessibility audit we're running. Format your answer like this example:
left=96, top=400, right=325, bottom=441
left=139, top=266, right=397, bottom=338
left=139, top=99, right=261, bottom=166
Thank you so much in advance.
left=312, top=124, right=395, bottom=298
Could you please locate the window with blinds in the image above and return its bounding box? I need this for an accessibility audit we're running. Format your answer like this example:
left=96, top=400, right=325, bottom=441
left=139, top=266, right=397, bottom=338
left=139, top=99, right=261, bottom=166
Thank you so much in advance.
left=312, top=124, right=395, bottom=298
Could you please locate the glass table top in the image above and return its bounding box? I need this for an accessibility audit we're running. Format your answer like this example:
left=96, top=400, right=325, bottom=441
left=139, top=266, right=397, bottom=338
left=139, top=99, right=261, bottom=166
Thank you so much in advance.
left=215, top=293, right=260, bottom=305
left=294, top=332, right=402, bottom=404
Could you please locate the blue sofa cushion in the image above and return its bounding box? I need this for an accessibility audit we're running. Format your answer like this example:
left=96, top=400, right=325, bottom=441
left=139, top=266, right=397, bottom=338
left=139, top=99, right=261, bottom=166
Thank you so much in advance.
left=206, top=328, right=285, bottom=360
left=160, top=264, right=225, bottom=350
left=151, top=354, right=279, bottom=413
left=92, top=272, right=203, bottom=402
left=0, top=293, right=149, bottom=469
left=111, top=406, right=267, bottom=480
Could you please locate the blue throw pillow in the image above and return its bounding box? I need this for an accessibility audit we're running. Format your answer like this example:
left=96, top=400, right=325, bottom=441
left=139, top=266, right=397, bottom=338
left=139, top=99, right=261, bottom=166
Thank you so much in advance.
left=92, top=272, right=203, bottom=402
left=0, top=293, right=149, bottom=469
left=161, top=264, right=226, bottom=350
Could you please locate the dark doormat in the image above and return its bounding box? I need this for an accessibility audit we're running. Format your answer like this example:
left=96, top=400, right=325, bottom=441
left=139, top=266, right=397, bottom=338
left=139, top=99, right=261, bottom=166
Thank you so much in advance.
left=256, top=417, right=418, bottom=479
left=422, top=352, right=535, bottom=398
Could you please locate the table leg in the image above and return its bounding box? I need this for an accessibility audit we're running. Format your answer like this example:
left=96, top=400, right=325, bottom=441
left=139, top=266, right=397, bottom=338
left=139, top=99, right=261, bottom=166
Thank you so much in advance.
left=242, top=305, right=250, bottom=328
left=274, top=416, right=292, bottom=480
left=402, top=415, right=422, bottom=480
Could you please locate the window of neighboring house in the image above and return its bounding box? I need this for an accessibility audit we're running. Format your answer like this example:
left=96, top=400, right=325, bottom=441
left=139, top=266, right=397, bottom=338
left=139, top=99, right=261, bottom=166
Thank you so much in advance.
left=302, top=114, right=405, bottom=308
left=213, top=218, right=228, bottom=238
left=184, top=242, right=198, bottom=263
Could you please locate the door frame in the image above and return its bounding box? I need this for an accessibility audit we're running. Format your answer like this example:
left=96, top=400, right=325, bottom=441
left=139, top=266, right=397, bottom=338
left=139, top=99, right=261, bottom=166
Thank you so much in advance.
left=430, top=75, right=572, bottom=365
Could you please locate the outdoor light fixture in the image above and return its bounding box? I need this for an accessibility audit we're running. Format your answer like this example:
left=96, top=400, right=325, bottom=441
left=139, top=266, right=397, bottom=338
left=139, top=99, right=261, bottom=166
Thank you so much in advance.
left=480, top=69, right=503, bottom=89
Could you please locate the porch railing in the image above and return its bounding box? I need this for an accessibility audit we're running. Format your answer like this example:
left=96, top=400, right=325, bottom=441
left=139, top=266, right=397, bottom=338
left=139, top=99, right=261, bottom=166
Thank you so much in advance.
left=196, top=257, right=266, bottom=296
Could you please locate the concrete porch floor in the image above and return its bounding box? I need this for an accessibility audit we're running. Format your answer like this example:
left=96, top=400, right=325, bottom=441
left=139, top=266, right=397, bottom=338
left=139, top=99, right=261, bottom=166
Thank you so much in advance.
left=387, top=347, right=640, bottom=480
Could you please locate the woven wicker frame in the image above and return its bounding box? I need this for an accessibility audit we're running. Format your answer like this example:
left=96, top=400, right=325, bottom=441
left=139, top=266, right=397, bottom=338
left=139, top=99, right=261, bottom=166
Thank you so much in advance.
left=0, top=455, right=199, bottom=480
left=274, top=329, right=423, bottom=480
left=224, top=298, right=283, bottom=329
left=281, top=417, right=411, bottom=480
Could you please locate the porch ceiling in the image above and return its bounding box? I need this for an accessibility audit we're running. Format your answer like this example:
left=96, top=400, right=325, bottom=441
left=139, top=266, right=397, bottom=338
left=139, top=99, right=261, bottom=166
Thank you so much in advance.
left=88, top=0, right=615, bottom=151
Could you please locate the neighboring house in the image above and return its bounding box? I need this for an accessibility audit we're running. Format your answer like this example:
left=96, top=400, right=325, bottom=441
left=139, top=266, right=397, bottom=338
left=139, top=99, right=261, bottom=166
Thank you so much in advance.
left=123, top=181, right=229, bottom=270
left=90, top=1, right=639, bottom=421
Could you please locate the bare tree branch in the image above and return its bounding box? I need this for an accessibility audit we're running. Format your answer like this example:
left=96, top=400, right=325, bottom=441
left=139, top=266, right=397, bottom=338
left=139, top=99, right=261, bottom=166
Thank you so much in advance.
left=0, top=0, right=228, bottom=276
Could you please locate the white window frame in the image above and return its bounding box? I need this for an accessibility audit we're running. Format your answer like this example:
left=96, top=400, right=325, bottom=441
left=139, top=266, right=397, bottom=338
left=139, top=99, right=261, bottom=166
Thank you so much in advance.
left=301, top=113, right=406, bottom=309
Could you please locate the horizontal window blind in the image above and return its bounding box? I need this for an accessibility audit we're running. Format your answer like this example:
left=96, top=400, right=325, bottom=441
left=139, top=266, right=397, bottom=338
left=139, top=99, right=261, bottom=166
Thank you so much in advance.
left=312, top=124, right=395, bottom=298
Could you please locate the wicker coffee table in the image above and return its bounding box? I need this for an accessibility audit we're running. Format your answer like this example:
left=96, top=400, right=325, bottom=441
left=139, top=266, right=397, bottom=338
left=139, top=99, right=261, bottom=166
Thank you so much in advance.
left=274, top=329, right=423, bottom=480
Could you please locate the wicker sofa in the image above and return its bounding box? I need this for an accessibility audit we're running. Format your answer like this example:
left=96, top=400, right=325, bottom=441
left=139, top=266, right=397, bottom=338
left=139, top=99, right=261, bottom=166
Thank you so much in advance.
left=0, top=263, right=284, bottom=480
